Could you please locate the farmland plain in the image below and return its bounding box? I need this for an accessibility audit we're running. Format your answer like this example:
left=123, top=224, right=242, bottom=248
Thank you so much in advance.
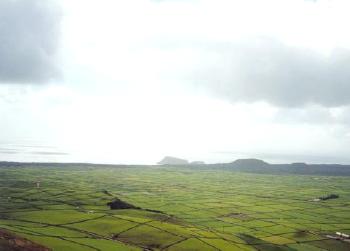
left=0, top=164, right=350, bottom=250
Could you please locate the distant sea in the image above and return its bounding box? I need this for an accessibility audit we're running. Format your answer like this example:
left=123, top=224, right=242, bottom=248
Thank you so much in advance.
left=1, top=141, right=349, bottom=165
left=0, top=141, right=70, bottom=163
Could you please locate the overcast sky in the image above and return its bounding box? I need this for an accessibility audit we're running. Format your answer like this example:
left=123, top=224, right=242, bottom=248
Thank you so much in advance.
left=1, top=0, right=350, bottom=164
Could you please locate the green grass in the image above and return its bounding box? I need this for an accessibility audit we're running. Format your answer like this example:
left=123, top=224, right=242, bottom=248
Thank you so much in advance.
left=117, top=225, right=183, bottom=249
left=1, top=165, right=350, bottom=250
left=69, top=216, right=138, bottom=237
left=167, top=238, right=216, bottom=251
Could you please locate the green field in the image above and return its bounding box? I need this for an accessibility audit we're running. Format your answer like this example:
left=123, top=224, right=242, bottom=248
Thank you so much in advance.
left=1, top=165, right=350, bottom=250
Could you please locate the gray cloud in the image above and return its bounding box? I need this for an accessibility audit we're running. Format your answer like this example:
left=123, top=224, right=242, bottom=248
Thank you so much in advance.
left=188, top=38, right=350, bottom=107
left=272, top=105, right=350, bottom=127
left=0, top=0, right=62, bottom=84
left=273, top=106, right=333, bottom=125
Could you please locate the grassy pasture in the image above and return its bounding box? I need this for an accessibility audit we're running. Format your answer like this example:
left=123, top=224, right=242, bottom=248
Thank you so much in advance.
left=0, top=165, right=350, bottom=250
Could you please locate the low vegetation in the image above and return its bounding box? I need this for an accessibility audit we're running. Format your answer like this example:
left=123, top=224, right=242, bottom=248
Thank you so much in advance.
left=0, top=164, right=350, bottom=250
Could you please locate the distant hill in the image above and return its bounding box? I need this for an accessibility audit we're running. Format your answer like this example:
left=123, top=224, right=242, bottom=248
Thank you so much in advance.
left=231, top=158, right=269, bottom=168
left=291, top=162, right=308, bottom=168
left=158, top=156, right=189, bottom=165
left=212, top=159, right=350, bottom=176
left=2, top=159, right=350, bottom=176
left=190, top=161, right=205, bottom=165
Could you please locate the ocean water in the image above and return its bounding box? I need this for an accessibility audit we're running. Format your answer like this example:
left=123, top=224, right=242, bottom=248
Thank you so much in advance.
left=2, top=140, right=347, bottom=165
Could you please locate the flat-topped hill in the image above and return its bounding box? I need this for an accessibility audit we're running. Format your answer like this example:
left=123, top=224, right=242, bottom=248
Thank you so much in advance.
left=158, top=156, right=189, bottom=165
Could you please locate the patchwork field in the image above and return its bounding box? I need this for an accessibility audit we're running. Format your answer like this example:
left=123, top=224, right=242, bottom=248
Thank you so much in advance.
left=0, top=164, right=350, bottom=250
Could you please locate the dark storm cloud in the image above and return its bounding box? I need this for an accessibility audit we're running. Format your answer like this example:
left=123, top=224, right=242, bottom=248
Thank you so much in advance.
left=191, top=38, right=350, bottom=107
left=0, top=0, right=61, bottom=84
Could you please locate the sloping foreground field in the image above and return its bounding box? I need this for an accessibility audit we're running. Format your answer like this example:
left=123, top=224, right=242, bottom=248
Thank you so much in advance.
left=0, top=165, right=350, bottom=250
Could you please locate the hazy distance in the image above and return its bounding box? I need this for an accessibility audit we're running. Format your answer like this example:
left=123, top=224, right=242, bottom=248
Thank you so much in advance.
left=1, top=0, right=350, bottom=164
